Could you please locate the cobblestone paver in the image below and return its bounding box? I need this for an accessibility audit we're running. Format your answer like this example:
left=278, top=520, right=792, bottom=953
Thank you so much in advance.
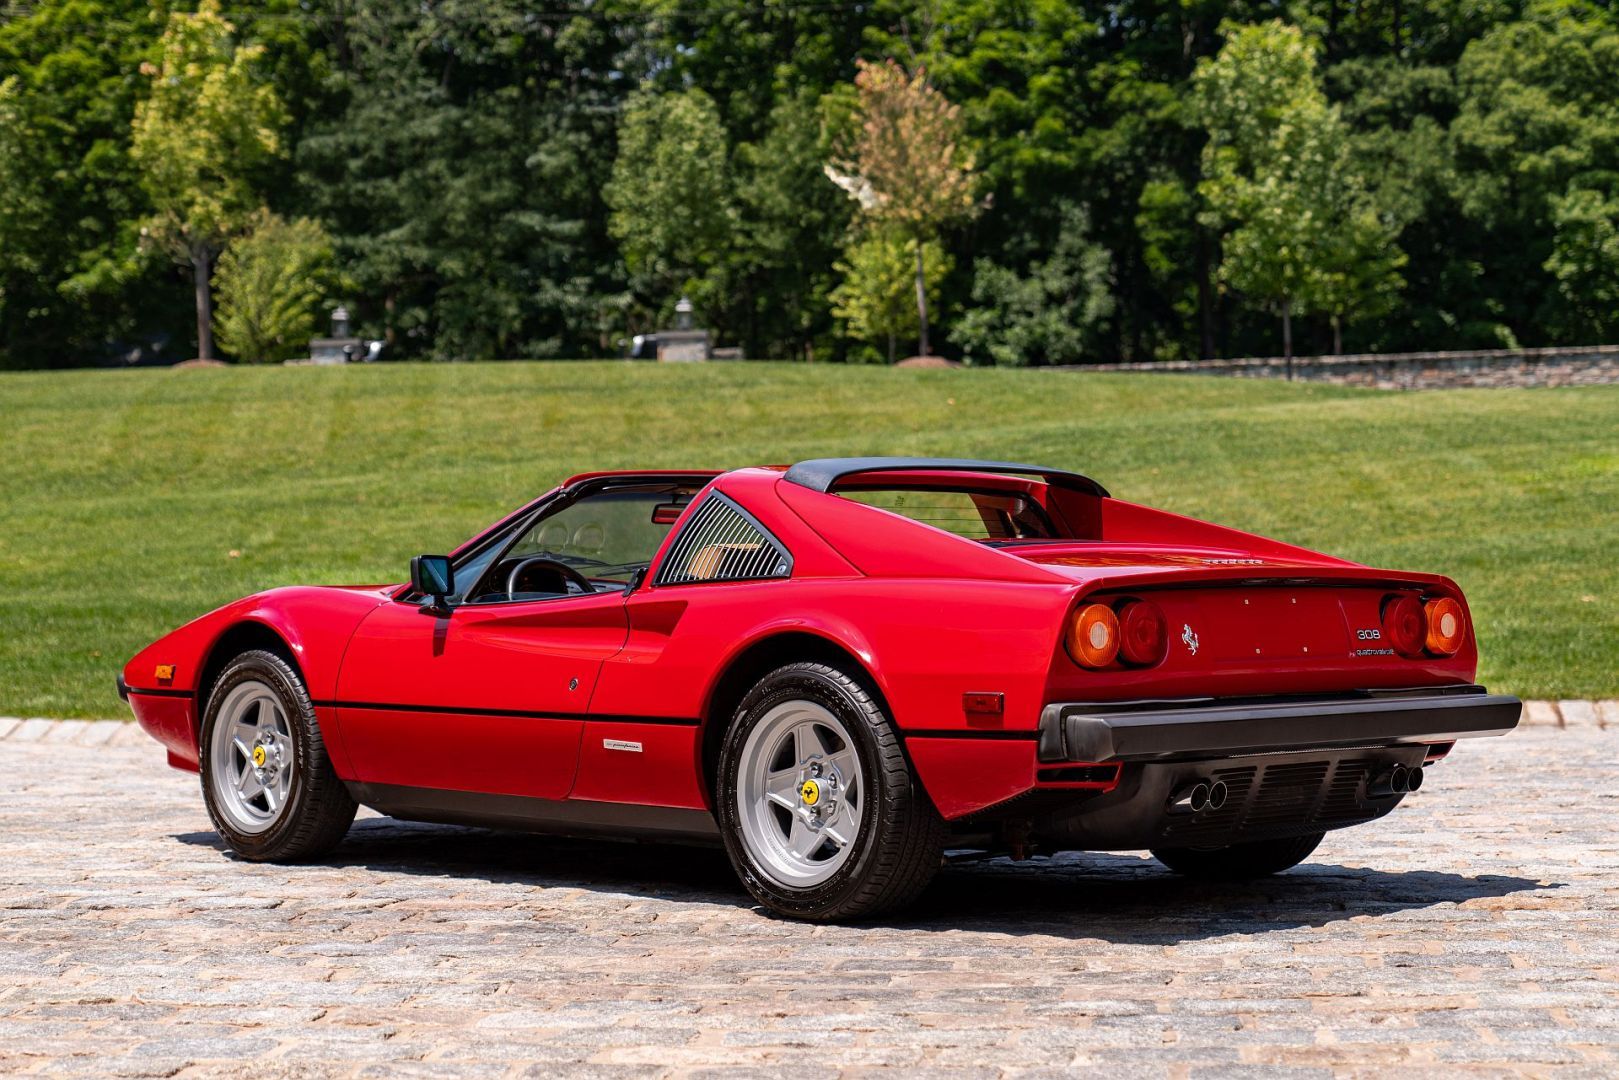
left=2, top=727, right=1616, bottom=1077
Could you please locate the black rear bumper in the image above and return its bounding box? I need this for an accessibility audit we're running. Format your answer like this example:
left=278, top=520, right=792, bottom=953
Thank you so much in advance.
left=1038, top=685, right=1521, bottom=764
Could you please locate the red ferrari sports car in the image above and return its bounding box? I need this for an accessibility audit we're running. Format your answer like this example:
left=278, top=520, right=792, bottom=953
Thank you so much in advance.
left=121, top=457, right=1520, bottom=920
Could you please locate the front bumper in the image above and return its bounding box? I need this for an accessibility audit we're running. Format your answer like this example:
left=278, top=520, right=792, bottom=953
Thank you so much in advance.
left=1038, top=685, right=1521, bottom=764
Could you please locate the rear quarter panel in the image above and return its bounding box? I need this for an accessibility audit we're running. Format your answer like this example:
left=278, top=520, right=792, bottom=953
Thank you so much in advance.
left=588, top=575, right=1076, bottom=818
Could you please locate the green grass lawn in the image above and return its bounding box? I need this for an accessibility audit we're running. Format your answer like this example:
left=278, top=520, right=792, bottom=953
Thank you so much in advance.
left=1, top=362, right=1614, bottom=716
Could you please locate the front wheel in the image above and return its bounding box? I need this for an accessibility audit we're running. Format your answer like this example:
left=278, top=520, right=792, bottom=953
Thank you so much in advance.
left=199, top=649, right=357, bottom=861
left=716, top=662, right=945, bottom=921
left=1151, top=832, right=1324, bottom=880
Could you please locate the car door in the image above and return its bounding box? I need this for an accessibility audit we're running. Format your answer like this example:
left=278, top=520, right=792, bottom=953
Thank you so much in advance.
left=333, top=591, right=628, bottom=799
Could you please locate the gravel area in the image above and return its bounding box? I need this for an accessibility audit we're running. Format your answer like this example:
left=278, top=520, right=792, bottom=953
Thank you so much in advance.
left=1, top=725, right=1615, bottom=1076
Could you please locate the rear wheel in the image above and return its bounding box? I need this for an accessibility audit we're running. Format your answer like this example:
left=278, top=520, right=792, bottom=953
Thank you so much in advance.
left=199, top=649, right=356, bottom=861
left=717, top=662, right=945, bottom=921
left=1151, top=832, right=1324, bottom=880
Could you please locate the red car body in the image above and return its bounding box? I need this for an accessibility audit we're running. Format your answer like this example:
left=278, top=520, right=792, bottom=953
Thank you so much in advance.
left=121, top=458, right=1518, bottom=877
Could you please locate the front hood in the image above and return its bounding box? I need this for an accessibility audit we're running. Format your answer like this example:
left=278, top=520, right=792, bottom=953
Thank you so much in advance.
left=310, top=583, right=401, bottom=595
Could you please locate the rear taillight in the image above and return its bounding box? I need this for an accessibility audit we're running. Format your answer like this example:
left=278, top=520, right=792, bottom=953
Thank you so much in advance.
left=1382, top=594, right=1427, bottom=658
left=1117, top=599, right=1168, bottom=666
left=1066, top=603, right=1120, bottom=668
left=1424, top=597, right=1466, bottom=656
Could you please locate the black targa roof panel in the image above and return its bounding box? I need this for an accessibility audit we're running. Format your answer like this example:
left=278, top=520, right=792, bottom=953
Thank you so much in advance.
left=782, top=457, right=1110, bottom=499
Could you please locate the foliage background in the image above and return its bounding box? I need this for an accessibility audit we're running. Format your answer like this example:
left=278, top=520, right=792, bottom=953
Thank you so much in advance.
left=1, top=0, right=1618, bottom=366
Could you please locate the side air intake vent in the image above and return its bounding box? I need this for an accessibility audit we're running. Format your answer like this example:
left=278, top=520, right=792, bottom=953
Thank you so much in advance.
left=655, top=494, right=792, bottom=586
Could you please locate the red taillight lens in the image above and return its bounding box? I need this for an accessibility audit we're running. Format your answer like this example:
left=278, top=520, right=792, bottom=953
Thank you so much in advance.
left=1067, top=603, right=1120, bottom=669
left=1117, top=600, right=1168, bottom=666
left=1424, top=597, right=1466, bottom=656
left=1382, top=594, right=1427, bottom=658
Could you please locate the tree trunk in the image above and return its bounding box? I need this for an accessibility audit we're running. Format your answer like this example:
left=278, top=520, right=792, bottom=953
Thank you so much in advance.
left=1331, top=314, right=1343, bottom=356
left=887, top=331, right=896, bottom=365
left=193, top=247, right=214, bottom=362
left=1281, top=297, right=1294, bottom=381
left=914, top=239, right=930, bottom=358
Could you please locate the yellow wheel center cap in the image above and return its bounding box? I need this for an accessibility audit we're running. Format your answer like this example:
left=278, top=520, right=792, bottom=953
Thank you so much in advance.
left=252, top=745, right=267, bottom=768
left=799, top=779, right=821, bottom=806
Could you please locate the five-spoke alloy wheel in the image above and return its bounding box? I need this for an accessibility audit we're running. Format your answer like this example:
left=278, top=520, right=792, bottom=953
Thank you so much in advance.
left=736, top=701, right=865, bottom=888
left=199, top=649, right=356, bottom=862
left=718, top=662, right=944, bottom=921
left=207, top=680, right=297, bottom=833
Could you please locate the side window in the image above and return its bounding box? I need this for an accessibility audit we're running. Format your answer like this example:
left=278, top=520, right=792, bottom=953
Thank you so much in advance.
left=655, top=494, right=792, bottom=586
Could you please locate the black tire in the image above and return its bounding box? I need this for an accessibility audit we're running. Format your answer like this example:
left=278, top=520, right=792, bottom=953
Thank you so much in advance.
left=1151, top=832, right=1324, bottom=880
left=198, top=649, right=357, bottom=861
left=716, top=662, right=945, bottom=921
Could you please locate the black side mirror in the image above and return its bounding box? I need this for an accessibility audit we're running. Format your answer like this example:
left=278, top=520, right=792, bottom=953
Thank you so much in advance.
left=410, top=554, right=453, bottom=615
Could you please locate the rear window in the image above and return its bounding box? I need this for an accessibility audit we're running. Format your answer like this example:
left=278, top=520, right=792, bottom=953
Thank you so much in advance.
left=839, top=487, right=1057, bottom=540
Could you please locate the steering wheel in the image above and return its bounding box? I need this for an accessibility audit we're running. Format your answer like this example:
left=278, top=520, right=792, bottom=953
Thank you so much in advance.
left=505, top=556, right=597, bottom=599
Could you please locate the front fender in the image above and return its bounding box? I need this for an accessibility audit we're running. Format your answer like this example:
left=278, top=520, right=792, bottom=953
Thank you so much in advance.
left=121, top=585, right=392, bottom=768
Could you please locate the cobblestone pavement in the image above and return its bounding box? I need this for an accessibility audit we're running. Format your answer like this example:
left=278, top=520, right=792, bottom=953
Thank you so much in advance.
left=2, top=727, right=1616, bottom=1077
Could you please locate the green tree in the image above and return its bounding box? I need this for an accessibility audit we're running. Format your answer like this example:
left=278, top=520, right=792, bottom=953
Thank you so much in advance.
left=729, top=91, right=853, bottom=360
left=1450, top=1, right=1619, bottom=342
left=1312, top=202, right=1409, bottom=354
left=955, top=202, right=1115, bottom=365
left=604, top=89, right=737, bottom=328
left=298, top=3, right=633, bottom=360
left=0, top=1, right=169, bottom=368
left=1546, top=187, right=1619, bottom=341
left=0, top=77, right=50, bottom=309
left=1325, top=54, right=1506, bottom=351
left=1196, top=21, right=1404, bottom=362
left=828, top=59, right=977, bottom=358
left=131, top=0, right=286, bottom=361
left=831, top=230, right=950, bottom=363
left=213, top=212, right=340, bottom=364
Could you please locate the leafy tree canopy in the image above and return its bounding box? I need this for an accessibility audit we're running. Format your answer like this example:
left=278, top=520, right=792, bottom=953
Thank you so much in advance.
left=2, top=0, right=1618, bottom=366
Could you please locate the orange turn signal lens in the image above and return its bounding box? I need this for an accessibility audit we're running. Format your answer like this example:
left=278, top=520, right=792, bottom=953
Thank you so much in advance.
left=1067, top=603, right=1120, bottom=669
left=1117, top=600, right=1168, bottom=666
left=1424, top=597, right=1466, bottom=656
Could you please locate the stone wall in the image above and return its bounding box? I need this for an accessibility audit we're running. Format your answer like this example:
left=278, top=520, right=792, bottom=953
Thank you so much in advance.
left=1083, top=344, right=1619, bottom=389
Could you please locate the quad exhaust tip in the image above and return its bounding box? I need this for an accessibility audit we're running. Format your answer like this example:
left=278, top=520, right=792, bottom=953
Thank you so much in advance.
left=1167, top=779, right=1229, bottom=815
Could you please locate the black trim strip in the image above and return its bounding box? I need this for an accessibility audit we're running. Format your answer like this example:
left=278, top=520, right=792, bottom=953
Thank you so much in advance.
left=901, top=728, right=1041, bottom=741
left=125, top=686, right=195, bottom=699
left=347, top=781, right=720, bottom=844
left=313, top=699, right=700, bottom=727
left=1044, top=684, right=1492, bottom=717
left=1038, top=688, right=1521, bottom=763
left=784, top=456, right=1110, bottom=498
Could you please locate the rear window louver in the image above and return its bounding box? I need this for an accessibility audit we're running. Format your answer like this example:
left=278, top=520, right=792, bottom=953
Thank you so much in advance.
left=655, top=494, right=792, bottom=586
